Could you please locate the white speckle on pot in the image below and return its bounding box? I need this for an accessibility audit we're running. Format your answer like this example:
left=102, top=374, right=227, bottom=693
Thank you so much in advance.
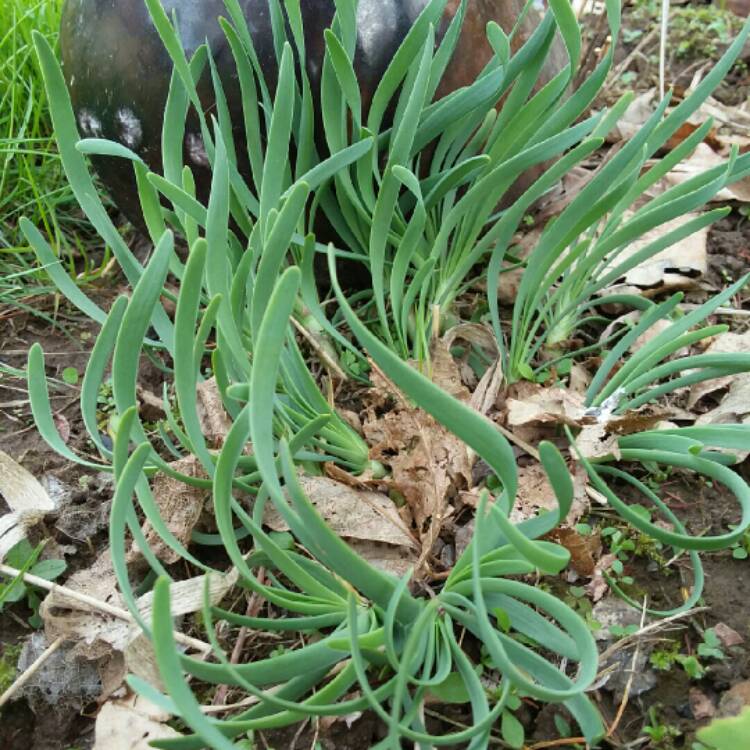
left=357, top=0, right=399, bottom=67
left=115, top=107, right=143, bottom=149
left=77, top=109, right=102, bottom=137
left=186, top=132, right=210, bottom=167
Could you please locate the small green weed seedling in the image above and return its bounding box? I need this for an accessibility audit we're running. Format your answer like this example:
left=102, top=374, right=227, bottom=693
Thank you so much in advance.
left=643, top=706, right=681, bottom=748
left=0, top=540, right=66, bottom=628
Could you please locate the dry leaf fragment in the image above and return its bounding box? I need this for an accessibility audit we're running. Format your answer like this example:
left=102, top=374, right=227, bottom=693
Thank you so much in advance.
left=695, top=373, right=750, bottom=438
left=690, top=687, right=717, bottom=721
left=506, top=385, right=587, bottom=428
left=53, top=413, right=71, bottom=444
left=610, top=90, right=656, bottom=142
left=575, top=424, right=622, bottom=460
left=42, top=549, right=236, bottom=698
left=568, top=363, right=592, bottom=396
left=605, top=213, right=709, bottom=296
left=666, top=121, right=724, bottom=153
left=196, top=376, right=232, bottom=448
left=506, top=384, right=667, bottom=460
left=428, top=339, right=472, bottom=401
left=363, top=357, right=472, bottom=570
left=512, top=463, right=588, bottom=526
left=714, top=622, right=745, bottom=648
left=265, top=475, right=419, bottom=577
left=134, top=456, right=207, bottom=565
left=0, top=449, right=56, bottom=560
left=689, top=331, right=750, bottom=407
left=548, top=527, right=602, bottom=577
left=660, top=143, right=750, bottom=202
left=586, top=552, right=617, bottom=602
left=94, top=695, right=181, bottom=749
left=470, top=360, right=504, bottom=416
left=42, top=550, right=129, bottom=659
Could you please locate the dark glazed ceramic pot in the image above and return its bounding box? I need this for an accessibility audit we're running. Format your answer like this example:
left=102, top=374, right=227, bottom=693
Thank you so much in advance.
left=60, top=0, right=564, bottom=229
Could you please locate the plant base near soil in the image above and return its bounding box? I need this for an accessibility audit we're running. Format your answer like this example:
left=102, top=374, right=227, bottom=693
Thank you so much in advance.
left=2, top=207, right=750, bottom=749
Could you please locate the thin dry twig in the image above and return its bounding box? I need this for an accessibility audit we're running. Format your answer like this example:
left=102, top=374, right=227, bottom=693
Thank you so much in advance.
left=212, top=568, right=266, bottom=707
left=496, top=423, right=541, bottom=461
left=291, top=316, right=347, bottom=381
left=0, top=635, right=64, bottom=707
left=681, top=304, right=750, bottom=318
left=598, top=605, right=707, bottom=664
left=603, top=28, right=658, bottom=95
left=659, top=0, right=669, bottom=98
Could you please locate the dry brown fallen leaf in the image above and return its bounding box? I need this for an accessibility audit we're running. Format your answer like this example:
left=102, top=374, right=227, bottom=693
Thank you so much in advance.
left=586, top=552, right=618, bottom=602
left=133, top=455, right=207, bottom=565
left=603, top=213, right=709, bottom=297
left=625, top=214, right=708, bottom=290
left=610, top=89, right=728, bottom=151
left=690, top=687, right=718, bottom=721
left=714, top=622, right=745, bottom=648
left=0, top=449, right=56, bottom=560
left=610, top=90, right=657, bottom=142
left=504, top=383, right=666, bottom=460
left=548, top=527, right=603, bottom=577
left=658, top=142, right=750, bottom=202
left=506, top=384, right=588, bottom=428
left=689, top=331, right=750, bottom=407
left=196, top=376, right=233, bottom=448
left=94, top=694, right=181, bottom=749
left=511, top=462, right=589, bottom=527
left=696, top=376, right=750, bottom=458
left=264, top=475, right=419, bottom=578
left=362, top=343, right=473, bottom=570
left=687, top=331, right=750, bottom=460
left=600, top=312, right=686, bottom=360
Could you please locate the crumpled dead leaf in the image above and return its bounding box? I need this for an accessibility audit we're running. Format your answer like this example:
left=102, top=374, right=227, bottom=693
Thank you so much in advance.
left=548, top=527, right=603, bottom=577
left=610, top=89, right=728, bottom=151
left=586, top=552, right=617, bottom=602
left=714, top=622, right=744, bottom=648
left=610, top=90, right=657, bottom=142
left=504, top=384, right=666, bottom=459
left=689, top=331, right=750, bottom=460
left=658, top=143, right=750, bottom=203
left=689, top=331, right=750, bottom=407
left=511, top=463, right=589, bottom=527
left=0, top=450, right=56, bottom=560
left=264, top=475, right=419, bottom=577
left=94, top=694, right=181, bottom=749
left=506, top=385, right=587, bottom=428
left=43, top=550, right=126, bottom=661
left=363, top=344, right=473, bottom=570
left=696, top=376, right=750, bottom=457
left=132, top=456, right=207, bottom=565
left=196, top=376, right=232, bottom=448
left=690, top=687, right=717, bottom=721
left=603, top=213, right=709, bottom=297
